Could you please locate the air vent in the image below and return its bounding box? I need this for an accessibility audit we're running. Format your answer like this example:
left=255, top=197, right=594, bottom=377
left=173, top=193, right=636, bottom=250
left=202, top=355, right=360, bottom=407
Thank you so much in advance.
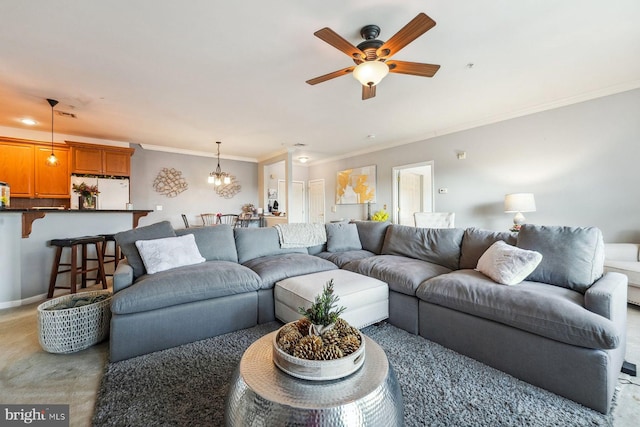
left=55, top=111, right=77, bottom=119
left=293, top=143, right=307, bottom=147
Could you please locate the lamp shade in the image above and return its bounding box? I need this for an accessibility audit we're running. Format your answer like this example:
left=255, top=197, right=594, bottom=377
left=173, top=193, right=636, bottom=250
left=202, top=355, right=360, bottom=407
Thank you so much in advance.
left=352, top=61, right=389, bottom=86
left=504, top=193, right=536, bottom=213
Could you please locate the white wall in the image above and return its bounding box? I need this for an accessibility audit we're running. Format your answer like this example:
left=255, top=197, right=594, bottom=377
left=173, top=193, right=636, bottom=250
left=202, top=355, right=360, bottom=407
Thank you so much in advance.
left=129, top=145, right=259, bottom=229
left=310, top=89, right=640, bottom=242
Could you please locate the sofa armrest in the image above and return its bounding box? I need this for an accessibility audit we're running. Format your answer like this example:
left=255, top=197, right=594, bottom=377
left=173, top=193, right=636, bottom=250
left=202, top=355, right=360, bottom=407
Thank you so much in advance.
left=604, top=243, right=640, bottom=261
left=584, top=272, right=628, bottom=325
left=113, top=259, right=135, bottom=293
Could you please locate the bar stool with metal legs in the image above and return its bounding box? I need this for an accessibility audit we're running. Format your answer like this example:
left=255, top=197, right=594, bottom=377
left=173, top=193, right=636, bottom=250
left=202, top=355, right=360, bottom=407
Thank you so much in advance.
left=96, top=233, right=123, bottom=284
left=47, top=236, right=108, bottom=298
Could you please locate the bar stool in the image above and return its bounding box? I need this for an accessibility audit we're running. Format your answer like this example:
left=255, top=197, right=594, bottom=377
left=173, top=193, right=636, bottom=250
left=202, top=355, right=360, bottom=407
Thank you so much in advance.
left=97, top=233, right=123, bottom=284
left=48, top=236, right=107, bottom=298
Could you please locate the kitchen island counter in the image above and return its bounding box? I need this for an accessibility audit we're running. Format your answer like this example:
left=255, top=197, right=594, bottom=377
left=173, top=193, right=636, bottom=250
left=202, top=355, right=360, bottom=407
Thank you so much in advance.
left=0, top=209, right=152, bottom=238
left=0, top=209, right=151, bottom=308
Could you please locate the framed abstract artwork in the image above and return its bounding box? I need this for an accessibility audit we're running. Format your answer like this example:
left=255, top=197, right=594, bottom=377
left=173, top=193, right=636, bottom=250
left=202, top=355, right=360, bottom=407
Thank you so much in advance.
left=336, top=165, right=376, bottom=204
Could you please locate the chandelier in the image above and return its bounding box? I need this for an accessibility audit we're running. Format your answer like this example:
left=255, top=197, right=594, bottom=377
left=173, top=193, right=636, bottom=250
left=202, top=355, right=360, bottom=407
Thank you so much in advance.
left=208, top=141, right=231, bottom=186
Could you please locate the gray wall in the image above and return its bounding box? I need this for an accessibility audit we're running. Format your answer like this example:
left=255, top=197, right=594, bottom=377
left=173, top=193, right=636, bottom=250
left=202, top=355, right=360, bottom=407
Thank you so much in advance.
left=310, top=89, right=640, bottom=242
left=129, top=145, right=259, bottom=229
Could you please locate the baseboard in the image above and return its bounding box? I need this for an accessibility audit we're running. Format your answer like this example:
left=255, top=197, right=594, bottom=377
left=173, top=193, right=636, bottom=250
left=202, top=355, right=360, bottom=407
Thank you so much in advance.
left=0, top=293, right=47, bottom=310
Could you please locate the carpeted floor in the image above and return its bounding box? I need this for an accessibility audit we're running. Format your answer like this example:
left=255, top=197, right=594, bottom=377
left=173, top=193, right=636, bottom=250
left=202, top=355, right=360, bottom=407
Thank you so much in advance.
left=93, top=322, right=614, bottom=426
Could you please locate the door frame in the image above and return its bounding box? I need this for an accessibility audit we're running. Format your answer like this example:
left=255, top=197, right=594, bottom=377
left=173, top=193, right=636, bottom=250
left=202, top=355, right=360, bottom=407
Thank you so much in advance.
left=392, top=161, right=434, bottom=225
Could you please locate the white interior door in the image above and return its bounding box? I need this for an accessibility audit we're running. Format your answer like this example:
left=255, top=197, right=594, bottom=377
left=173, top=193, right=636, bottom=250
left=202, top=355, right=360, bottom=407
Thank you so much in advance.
left=399, top=172, right=422, bottom=226
left=279, top=179, right=305, bottom=223
left=308, top=179, right=325, bottom=224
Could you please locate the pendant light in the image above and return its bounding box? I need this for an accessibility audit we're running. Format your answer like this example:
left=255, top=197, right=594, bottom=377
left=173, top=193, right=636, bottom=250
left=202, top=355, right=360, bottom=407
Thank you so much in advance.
left=46, top=98, right=59, bottom=166
left=207, top=141, right=231, bottom=186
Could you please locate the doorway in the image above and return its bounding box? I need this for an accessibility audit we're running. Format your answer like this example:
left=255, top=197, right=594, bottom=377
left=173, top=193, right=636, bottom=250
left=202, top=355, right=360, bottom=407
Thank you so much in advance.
left=308, top=179, right=325, bottom=224
left=392, top=162, right=434, bottom=225
left=279, top=179, right=305, bottom=222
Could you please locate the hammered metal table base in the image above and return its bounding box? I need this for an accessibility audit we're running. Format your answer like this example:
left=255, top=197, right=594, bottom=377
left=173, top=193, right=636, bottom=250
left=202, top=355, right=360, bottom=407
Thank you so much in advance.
left=225, top=333, right=404, bottom=426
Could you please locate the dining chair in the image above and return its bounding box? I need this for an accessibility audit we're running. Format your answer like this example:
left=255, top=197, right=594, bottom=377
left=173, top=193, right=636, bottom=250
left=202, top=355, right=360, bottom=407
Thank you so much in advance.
left=217, top=214, right=239, bottom=227
left=201, top=213, right=218, bottom=226
left=181, top=214, right=190, bottom=228
left=413, top=212, right=455, bottom=228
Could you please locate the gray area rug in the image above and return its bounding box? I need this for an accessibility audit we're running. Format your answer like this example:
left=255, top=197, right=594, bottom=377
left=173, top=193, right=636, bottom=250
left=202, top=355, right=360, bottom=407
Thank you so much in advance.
left=93, top=322, right=614, bottom=426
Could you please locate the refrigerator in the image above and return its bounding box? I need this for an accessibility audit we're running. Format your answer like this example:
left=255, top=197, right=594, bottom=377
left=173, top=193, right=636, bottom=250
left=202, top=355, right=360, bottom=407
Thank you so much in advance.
left=71, top=175, right=130, bottom=210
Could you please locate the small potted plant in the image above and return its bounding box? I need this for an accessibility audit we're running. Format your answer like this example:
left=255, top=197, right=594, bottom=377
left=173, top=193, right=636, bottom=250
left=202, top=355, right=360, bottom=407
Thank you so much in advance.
left=72, top=182, right=100, bottom=210
left=298, top=279, right=346, bottom=335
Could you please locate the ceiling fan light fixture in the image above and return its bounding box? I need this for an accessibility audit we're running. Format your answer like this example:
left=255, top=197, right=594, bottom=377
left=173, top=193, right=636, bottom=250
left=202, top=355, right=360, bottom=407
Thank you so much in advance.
left=352, top=61, right=389, bottom=87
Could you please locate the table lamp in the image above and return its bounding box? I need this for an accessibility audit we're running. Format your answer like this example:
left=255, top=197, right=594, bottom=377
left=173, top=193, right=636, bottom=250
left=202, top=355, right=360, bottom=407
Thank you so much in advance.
left=504, top=193, right=536, bottom=231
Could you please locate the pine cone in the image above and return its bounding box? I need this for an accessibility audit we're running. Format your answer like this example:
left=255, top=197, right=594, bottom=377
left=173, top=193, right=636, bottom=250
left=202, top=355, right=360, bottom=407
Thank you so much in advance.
left=333, top=318, right=351, bottom=335
left=279, top=323, right=299, bottom=337
left=321, top=328, right=341, bottom=347
left=316, top=344, right=344, bottom=360
left=294, top=318, right=312, bottom=336
left=339, top=334, right=361, bottom=355
left=277, top=329, right=302, bottom=355
left=293, top=335, right=323, bottom=359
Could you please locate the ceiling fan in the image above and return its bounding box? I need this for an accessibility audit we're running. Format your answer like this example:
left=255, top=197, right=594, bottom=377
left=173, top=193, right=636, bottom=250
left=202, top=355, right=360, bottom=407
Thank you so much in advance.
left=306, top=13, right=440, bottom=100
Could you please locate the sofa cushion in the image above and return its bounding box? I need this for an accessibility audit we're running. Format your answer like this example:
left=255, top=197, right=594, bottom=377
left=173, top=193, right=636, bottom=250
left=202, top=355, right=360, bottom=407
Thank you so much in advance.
left=316, top=249, right=376, bottom=268
left=235, top=227, right=307, bottom=264
left=416, top=269, right=620, bottom=349
left=459, top=228, right=518, bottom=269
left=242, top=253, right=338, bottom=289
left=517, top=224, right=605, bottom=293
left=111, top=261, right=262, bottom=315
left=135, top=234, right=205, bottom=274
left=326, top=222, right=362, bottom=252
left=176, top=224, right=238, bottom=263
left=381, top=224, right=464, bottom=270
left=115, top=221, right=176, bottom=279
left=344, top=254, right=451, bottom=296
left=353, top=220, right=391, bottom=254
left=476, top=241, right=542, bottom=285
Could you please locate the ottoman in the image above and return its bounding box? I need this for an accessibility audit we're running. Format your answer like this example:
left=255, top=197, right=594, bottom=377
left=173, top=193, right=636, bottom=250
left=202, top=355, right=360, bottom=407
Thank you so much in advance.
left=274, top=269, right=388, bottom=328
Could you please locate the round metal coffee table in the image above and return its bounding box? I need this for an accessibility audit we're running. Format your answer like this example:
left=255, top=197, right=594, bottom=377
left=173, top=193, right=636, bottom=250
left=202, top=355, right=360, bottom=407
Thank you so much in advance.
left=225, top=332, right=404, bottom=426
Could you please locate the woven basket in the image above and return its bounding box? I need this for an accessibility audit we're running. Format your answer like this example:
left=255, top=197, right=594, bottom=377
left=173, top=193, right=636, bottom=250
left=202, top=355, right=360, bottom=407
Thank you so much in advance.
left=37, top=290, right=112, bottom=354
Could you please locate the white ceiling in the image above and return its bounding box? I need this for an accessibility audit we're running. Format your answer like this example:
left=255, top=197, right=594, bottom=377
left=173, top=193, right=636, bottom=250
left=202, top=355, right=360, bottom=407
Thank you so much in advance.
left=1, top=0, right=639, bottom=164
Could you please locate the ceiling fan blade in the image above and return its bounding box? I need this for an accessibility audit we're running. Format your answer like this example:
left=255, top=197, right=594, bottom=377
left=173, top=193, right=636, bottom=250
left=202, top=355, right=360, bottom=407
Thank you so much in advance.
left=387, top=61, right=440, bottom=77
left=306, top=66, right=355, bottom=85
left=362, top=84, right=376, bottom=100
left=314, top=27, right=366, bottom=61
left=376, top=13, right=436, bottom=59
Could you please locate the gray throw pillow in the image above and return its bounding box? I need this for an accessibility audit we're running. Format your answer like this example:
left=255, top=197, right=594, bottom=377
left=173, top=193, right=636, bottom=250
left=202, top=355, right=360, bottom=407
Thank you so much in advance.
left=326, top=222, right=362, bottom=252
left=115, top=221, right=176, bottom=279
left=176, top=224, right=238, bottom=263
left=516, top=224, right=605, bottom=293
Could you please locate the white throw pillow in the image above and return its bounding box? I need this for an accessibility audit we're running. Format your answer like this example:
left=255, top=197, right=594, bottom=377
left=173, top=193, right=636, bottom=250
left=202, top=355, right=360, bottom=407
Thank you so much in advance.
left=135, top=234, right=205, bottom=274
left=476, top=240, right=542, bottom=285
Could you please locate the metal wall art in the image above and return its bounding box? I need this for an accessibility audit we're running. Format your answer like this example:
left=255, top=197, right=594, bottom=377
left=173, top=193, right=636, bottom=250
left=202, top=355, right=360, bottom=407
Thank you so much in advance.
left=215, top=175, right=241, bottom=199
left=153, top=167, right=188, bottom=198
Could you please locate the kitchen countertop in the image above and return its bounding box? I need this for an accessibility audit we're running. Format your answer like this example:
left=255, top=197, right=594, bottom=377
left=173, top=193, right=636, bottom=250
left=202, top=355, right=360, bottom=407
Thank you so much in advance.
left=0, top=208, right=153, bottom=237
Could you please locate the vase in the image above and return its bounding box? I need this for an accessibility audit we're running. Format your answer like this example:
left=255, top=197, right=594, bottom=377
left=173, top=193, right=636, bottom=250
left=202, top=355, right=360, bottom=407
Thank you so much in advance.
left=310, top=322, right=335, bottom=336
left=79, top=196, right=96, bottom=210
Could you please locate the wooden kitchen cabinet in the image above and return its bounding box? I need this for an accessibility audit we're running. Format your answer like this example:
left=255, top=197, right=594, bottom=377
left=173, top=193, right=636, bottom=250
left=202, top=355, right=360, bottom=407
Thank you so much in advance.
left=68, top=141, right=134, bottom=176
left=34, top=145, right=70, bottom=198
left=0, top=140, right=35, bottom=197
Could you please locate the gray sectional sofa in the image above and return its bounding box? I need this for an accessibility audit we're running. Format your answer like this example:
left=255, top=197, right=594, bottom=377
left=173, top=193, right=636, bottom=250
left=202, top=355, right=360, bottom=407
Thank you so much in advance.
left=111, top=220, right=628, bottom=414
